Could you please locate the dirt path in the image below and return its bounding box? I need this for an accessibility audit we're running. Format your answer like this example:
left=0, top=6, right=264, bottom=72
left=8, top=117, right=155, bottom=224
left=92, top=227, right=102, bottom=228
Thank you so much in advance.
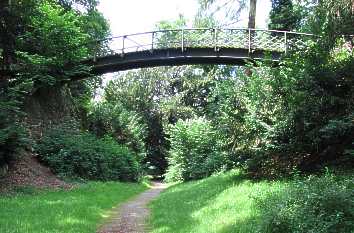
left=97, top=182, right=167, bottom=233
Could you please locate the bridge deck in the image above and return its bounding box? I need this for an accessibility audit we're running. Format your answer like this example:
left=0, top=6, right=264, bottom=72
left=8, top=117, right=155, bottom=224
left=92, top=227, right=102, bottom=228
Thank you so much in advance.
left=86, top=47, right=281, bottom=75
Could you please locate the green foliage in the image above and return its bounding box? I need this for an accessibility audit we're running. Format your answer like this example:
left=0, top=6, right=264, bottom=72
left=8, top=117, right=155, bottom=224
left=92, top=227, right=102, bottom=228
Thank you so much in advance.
left=204, top=1, right=354, bottom=177
left=254, top=174, right=354, bottom=233
left=0, top=0, right=109, bottom=170
left=13, top=0, right=109, bottom=87
left=0, top=85, right=29, bottom=167
left=102, top=69, right=177, bottom=175
left=35, top=123, right=141, bottom=181
left=57, top=0, right=100, bottom=11
left=308, top=0, right=354, bottom=38
left=88, top=102, right=147, bottom=158
left=19, top=2, right=89, bottom=64
left=0, top=181, right=147, bottom=233
left=237, top=45, right=353, bottom=176
left=165, top=117, right=227, bottom=182
left=269, top=0, right=301, bottom=31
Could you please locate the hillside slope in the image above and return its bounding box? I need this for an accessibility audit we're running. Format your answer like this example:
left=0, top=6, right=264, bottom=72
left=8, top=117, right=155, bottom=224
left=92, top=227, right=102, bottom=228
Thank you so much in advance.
left=0, top=152, right=71, bottom=192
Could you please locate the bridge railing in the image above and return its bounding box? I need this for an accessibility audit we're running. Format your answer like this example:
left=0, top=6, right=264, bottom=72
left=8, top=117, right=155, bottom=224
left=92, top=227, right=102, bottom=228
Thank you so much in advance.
left=90, top=28, right=315, bottom=61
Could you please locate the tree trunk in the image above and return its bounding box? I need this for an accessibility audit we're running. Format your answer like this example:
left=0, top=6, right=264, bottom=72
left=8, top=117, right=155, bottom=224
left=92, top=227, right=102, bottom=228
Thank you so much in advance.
left=248, top=0, right=257, bottom=29
left=0, top=0, right=16, bottom=87
left=246, top=0, right=257, bottom=77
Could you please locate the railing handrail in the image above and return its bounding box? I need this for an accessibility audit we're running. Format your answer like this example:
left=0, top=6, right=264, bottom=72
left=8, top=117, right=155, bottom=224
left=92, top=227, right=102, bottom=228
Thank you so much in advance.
left=94, top=28, right=315, bottom=44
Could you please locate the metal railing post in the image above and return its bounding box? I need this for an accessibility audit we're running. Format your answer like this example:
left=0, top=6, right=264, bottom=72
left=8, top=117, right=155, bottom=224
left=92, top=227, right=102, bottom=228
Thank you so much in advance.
left=122, top=36, right=126, bottom=56
left=284, top=31, right=288, bottom=54
left=93, top=41, right=98, bottom=62
left=181, top=29, right=184, bottom=52
left=151, top=32, right=155, bottom=53
left=248, top=28, right=251, bottom=54
left=214, top=28, right=218, bottom=51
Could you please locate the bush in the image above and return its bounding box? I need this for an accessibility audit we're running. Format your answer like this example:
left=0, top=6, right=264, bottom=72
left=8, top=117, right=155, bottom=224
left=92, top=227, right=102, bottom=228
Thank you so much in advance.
left=253, top=174, right=354, bottom=233
left=88, top=102, right=147, bottom=159
left=35, top=124, right=141, bottom=181
left=165, top=117, right=228, bottom=182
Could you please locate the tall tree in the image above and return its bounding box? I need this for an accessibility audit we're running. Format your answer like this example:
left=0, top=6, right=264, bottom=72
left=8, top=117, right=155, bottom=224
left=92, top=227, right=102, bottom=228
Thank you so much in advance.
left=246, top=0, right=257, bottom=77
left=0, top=0, right=110, bottom=168
left=0, top=0, right=16, bottom=82
left=268, top=0, right=300, bottom=31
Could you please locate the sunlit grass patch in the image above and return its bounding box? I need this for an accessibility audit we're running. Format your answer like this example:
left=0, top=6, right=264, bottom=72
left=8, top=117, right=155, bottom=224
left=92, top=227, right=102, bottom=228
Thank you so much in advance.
left=149, top=170, right=354, bottom=233
left=148, top=170, right=282, bottom=233
left=0, top=182, right=147, bottom=233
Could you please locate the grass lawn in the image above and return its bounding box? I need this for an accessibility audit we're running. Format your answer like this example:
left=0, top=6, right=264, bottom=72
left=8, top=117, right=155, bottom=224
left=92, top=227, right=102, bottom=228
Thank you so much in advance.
left=0, top=182, right=147, bottom=233
left=148, top=170, right=284, bottom=233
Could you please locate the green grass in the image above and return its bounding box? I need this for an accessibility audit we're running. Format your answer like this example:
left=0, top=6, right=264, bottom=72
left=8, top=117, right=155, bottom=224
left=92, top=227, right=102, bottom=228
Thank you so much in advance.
left=149, top=170, right=354, bottom=233
left=148, top=170, right=285, bottom=233
left=0, top=182, right=148, bottom=233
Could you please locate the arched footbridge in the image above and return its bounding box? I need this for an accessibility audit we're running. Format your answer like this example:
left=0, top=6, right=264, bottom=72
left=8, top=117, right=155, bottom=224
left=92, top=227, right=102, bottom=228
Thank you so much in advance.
left=84, top=28, right=314, bottom=75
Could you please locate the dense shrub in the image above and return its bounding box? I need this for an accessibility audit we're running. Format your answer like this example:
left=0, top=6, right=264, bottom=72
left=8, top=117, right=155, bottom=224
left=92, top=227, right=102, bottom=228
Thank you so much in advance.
left=35, top=124, right=141, bottom=181
left=254, top=174, right=354, bottom=233
left=88, top=102, right=147, bottom=160
left=165, top=117, right=228, bottom=182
